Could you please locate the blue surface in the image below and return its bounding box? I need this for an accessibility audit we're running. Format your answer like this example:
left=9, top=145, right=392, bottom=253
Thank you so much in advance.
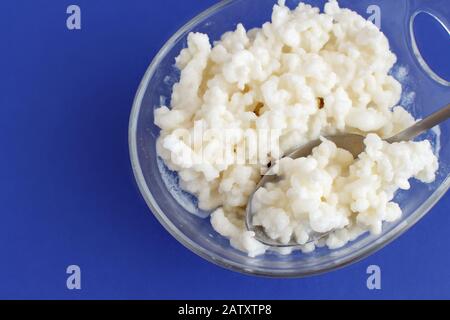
left=0, top=0, right=449, bottom=300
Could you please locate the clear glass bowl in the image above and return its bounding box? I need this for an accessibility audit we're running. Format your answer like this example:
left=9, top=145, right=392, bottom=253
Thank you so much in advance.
left=129, top=0, right=450, bottom=277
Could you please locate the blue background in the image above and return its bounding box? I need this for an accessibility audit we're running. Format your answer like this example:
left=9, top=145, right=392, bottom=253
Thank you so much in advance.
left=1, top=0, right=449, bottom=300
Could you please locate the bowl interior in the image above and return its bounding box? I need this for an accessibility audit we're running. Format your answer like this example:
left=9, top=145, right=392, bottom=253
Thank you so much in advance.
left=130, top=0, right=450, bottom=276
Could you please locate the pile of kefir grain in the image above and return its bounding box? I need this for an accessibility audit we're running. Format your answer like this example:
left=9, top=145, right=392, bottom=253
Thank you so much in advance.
left=154, top=0, right=439, bottom=256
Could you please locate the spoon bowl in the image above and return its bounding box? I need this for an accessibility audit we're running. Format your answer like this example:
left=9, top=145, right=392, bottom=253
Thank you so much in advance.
left=245, top=133, right=366, bottom=247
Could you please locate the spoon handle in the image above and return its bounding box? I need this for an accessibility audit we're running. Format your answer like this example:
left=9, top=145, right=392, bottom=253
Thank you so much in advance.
left=386, top=103, right=450, bottom=143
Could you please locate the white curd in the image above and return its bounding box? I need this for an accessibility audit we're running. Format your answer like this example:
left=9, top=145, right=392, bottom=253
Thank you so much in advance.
left=154, top=0, right=439, bottom=256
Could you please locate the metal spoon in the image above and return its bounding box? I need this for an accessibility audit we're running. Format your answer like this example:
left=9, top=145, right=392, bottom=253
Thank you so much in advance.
left=246, top=103, right=450, bottom=247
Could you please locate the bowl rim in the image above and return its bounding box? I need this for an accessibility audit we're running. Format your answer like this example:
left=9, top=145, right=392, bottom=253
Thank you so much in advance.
left=128, top=0, right=450, bottom=277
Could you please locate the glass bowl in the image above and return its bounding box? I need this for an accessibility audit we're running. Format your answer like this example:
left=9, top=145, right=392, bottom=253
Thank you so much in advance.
left=129, top=0, right=450, bottom=277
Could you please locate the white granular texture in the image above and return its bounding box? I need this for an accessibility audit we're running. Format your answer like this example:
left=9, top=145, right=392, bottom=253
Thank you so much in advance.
left=154, top=0, right=439, bottom=257
left=252, top=134, right=438, bottom=249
